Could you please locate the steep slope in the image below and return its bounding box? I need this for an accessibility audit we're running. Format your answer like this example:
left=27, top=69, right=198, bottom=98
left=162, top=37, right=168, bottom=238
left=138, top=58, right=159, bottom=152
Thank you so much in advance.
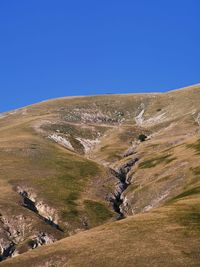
left=0, top=84, right=199, bottom=265
left=1, top=193, right=200, bottom=267
left=0, top=103, right=118, bottom=259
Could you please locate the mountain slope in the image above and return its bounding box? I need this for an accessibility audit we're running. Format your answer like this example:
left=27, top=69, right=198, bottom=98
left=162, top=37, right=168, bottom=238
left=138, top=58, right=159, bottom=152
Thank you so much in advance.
left=0, top=84, right=199, bottom=266
left=1, top=195, right=200, bottom=267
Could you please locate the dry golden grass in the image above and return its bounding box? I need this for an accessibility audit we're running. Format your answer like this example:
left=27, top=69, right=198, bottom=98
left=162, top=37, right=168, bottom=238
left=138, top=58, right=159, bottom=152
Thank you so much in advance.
left=1, top=194, right=200, bottom=267
left=0, top=84, right=200, bottom=266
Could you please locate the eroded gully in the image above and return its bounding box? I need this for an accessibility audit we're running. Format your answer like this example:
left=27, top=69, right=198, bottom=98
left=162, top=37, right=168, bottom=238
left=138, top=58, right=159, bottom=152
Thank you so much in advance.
left=110, top=157, right=139, bottom=219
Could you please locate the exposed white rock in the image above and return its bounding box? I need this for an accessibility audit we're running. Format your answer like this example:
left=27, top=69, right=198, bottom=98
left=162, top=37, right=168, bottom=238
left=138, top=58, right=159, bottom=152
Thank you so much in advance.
left=16, top=186, right=37, bottom=201
left=191, top=109, right=197, bottom=115
left=0, top=211, right=57, bottom=261
left=119, top=195, right=129, bottom=214
left=0, top=215, right=28, bottom=243
left=8, top=110, right=17, bottom=115
left=141, top=191, right=169, bottom=213
left=80, top=111, right=111, bottom=123
left=16, top=186, right=59, bottom=226
left=11, top=250, right=19, bottom=258
left=195, top=112, right=200, bottom=127
left=76, top=138, right=100, bottom=153
left=135, top=109, right=145, bottom=125
left=36, top=201, right=59, bottom=225
left=144, top=112, right=166, bottom=125
left=30, top=232, right=56, bottom=249
left=141, top=204, right=153, bottom=212
left=135, top=103, right=166, bottom=126
left=48, top=133, right=74, bottom=150
left=21, top=108, right=27, bottom=115
left=135, top=106, right=167, bottom=126
left=0, top=114, right=6, bottom=119
left=0, top=239, right=15, bottom=260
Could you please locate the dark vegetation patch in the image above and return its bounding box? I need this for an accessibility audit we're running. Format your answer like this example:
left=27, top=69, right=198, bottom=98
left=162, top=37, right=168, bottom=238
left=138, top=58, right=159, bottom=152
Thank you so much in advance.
left=84, top=200, right=113, bottom=226
left=175, top=206, right=200, bottom=231
left=61, top=192, right=80, bottom=222
left=118, top=127, right=150, bottom=144
left=138, top=134, right=147, bottom=142
left=33, top=154, right=101, bottom=227
left=171, top=186, right=200, bottom=201
left=64, top=192, right=79, bottom=206
left=183, top=212, right=200, bottom=225
left=187, top=139, right=200, bottom=155
left=163, top=144, right=183, bottom=153
left=139, top=154, right=176, bottom=168
left=190, top=167, right=200, bottom=175
left=68, top=136, right=85, bottom=154
left=61, top=209, right=79, bottom=222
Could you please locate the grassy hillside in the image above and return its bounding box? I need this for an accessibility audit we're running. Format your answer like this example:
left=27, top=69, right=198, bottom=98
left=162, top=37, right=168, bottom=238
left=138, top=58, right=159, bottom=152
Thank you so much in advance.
left=0, top=84, right=199, bottom=265
left=1, top=193, right=200, bottom=267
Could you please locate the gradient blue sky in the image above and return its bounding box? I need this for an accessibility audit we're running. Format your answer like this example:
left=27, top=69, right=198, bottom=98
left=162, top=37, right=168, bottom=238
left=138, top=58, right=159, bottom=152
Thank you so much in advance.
left=0, top=0, right=199, bottom=112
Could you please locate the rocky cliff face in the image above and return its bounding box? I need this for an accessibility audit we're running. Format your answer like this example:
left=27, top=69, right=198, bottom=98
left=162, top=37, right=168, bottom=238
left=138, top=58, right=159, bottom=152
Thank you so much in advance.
left=0, top=207, right=59, bottom=261
left=17, top=186, right=60, bottom=229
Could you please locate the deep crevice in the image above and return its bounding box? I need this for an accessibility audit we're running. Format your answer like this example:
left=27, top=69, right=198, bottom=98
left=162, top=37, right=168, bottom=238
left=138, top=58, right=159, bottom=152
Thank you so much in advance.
left=19, top=191, right=63, bottom=232
left=110, top=158, right=139, bottom=220
left=0, top=242, right=16, bottom=262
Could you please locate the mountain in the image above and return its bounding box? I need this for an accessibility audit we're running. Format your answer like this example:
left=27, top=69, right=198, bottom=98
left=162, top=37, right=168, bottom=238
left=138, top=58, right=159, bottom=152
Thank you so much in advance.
left=0, top=84, right=200, bottom=266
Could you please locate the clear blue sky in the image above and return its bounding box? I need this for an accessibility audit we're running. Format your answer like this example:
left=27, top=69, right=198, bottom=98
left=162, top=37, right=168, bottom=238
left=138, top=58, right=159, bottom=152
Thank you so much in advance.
left=0, top=0, right=199, bottom=112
